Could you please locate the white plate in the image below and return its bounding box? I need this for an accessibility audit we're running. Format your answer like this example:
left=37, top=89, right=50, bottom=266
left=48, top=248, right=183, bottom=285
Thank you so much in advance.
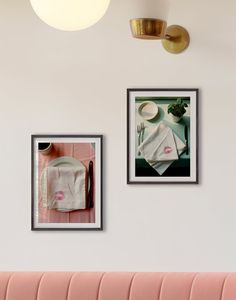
left=41, top=156, right=86, bottom=212
left=138, top=101, right=158, bottom=120
left=47, top=156, right=83, bottom=168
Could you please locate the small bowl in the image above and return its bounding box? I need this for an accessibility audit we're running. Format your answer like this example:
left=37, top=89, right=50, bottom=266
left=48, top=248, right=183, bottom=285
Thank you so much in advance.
left=138, top=101, right=158, bottom=120
left=38, top=143, right=53, bottom=155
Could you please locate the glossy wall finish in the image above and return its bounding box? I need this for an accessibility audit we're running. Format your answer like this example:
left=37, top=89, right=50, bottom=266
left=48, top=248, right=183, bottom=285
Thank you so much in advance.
left=0, top=0, right=236, bottom=271
left=1, top=272, right=236, bottom=300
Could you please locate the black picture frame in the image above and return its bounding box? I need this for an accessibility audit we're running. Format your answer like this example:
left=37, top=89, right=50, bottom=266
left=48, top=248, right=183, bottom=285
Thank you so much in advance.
left=31, top=134, right=103, bottom=231
left=127, top=88, right=199, bottom=184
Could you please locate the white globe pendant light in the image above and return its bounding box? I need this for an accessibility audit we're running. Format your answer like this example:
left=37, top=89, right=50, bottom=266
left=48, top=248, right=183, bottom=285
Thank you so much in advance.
left=30, top=0, right=110, bottom=31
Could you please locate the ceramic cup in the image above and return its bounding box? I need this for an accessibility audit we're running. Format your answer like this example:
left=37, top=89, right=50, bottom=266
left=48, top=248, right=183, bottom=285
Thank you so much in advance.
left=38, top=143, right=53, bottom=155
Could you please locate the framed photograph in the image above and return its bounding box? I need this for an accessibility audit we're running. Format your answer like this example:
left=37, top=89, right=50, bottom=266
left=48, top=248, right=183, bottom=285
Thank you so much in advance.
left=31, top=135, right=103, bottom=230
left=127, top=89, right=199, bottom=184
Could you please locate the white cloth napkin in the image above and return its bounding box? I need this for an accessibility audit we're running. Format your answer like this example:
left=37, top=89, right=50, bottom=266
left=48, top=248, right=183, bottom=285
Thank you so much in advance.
left=138, top=123, right=186, bottom=175
left=44, top=166, right=86, bottom=211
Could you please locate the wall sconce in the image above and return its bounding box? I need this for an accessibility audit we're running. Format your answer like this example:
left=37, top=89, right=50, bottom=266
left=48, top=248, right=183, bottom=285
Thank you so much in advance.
left=130, top=18, right=190, bottom=54
left=30, top=0, right=110, bottom=31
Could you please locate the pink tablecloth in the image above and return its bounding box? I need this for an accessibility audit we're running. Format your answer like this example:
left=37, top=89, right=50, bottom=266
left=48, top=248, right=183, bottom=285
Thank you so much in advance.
left=38, top=143, right=95, bottom=224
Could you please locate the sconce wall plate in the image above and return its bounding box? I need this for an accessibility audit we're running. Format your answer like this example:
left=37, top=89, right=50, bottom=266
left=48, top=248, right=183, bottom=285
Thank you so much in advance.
left=162, top=25, right=190, bottom=54
left=130, top=18, right=190, bottom=54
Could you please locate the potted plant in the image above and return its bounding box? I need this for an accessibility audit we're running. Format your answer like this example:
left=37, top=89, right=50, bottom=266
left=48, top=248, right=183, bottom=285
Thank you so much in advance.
left=168, top=98, right=188, bottom=122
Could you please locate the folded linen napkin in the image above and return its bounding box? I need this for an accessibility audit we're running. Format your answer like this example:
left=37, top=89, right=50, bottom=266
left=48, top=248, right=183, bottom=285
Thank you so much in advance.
left=44, top=166, right=86, bottom=211
left=138, top=123, right=186, bottom=175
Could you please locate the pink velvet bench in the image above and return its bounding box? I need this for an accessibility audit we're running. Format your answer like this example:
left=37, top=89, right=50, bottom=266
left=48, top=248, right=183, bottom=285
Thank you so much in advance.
left=0, top=272, right=236, bottom=300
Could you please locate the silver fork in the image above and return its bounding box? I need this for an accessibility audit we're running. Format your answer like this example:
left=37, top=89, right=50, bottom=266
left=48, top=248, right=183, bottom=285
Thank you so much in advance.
left=137, top=124, right=142, bottom=156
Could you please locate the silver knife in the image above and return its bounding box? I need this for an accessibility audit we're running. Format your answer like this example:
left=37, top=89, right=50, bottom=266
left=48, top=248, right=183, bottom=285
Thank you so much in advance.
left=184, top=125, right=189, bottom=155
left=88, top=161, right=94, bottom=208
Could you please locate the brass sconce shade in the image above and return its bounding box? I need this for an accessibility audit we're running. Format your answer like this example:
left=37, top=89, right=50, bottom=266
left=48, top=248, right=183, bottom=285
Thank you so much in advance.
left=130, top=18, right=190, bottom=54
left=130, top=18, right=167, bottom=40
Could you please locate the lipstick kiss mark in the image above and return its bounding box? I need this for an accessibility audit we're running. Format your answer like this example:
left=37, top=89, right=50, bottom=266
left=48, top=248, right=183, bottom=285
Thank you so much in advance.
left=54, top=191, right=65, bottom=201
left=164, top=146, right=173, bottom=154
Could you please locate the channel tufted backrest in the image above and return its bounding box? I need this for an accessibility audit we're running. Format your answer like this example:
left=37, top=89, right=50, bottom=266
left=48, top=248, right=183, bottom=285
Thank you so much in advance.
left=0, top=272, right=236, bottom=300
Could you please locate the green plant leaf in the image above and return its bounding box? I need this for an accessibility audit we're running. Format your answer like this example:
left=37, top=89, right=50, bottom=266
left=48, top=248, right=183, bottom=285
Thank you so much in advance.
left=168, top=99, right=188, bottom=117
left=176, top=98, right=182, bottom=105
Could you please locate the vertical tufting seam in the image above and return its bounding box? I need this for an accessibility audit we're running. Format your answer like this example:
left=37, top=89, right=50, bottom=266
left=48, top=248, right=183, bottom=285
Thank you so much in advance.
left=127, top=273, right=136, bottom=300
left=157, top=274, right=166, bottom=300
left=35, top=273, right=45, bottom=300
left=66, top=273, right=76, bottom=300
left=188, top=273, right=199, bottom=300
left=96, top=273, right=106, bottom=300
left=220, top=274, right=230, bottom=300
left=4, top=273, right=14, bottom=300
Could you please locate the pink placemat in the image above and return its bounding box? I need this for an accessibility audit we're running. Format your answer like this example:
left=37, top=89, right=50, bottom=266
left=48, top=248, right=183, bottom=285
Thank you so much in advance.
left=38, top=143, right=95, bottom=224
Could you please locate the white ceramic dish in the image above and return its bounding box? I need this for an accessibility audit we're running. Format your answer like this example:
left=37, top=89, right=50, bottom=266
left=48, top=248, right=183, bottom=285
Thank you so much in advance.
left=138, top=101, right=158, bottom=120
left=47, top=156, right=83, bottom=168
